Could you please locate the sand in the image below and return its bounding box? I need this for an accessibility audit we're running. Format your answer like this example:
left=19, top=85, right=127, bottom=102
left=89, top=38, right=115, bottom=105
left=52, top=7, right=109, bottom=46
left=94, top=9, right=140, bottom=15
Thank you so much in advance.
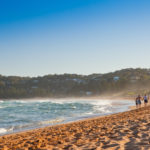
left=1, top=106, right=150, bottom=150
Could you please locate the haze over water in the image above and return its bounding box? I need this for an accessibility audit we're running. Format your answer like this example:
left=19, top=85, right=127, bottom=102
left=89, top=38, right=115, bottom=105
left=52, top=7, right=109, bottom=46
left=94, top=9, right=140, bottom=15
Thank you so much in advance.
left=0, top=99, right=134, bottom=135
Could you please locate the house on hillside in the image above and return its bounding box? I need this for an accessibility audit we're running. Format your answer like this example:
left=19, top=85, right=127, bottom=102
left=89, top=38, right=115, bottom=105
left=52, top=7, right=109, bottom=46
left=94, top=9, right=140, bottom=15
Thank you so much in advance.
left=33, top=80, right=39, bottom=83
left=86, top=91, right=92, bottom=96
left=130, top=76, right=140, bottom=83
left=113, top=76, right=120, bottom=82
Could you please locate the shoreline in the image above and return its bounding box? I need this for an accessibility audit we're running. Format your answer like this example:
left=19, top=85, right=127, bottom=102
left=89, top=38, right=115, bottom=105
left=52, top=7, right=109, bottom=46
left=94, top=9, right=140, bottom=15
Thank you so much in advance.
left=1, top=107, right=131, bottom=137
left=0, top=100, right=136, bottom=137
left=0, top=99, right=134, bottom=136
left=1, top=105, right=150, bottom=149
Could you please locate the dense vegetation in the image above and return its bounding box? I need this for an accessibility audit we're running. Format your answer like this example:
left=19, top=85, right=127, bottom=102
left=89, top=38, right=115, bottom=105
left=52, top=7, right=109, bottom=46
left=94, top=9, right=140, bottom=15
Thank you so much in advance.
left=1, top=68, right=150, bottom=99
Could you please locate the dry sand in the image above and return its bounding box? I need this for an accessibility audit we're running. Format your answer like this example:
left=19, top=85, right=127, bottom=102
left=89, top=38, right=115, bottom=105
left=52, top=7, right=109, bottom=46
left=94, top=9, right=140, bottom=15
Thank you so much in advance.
left=1, top=106, right=150, bottom=150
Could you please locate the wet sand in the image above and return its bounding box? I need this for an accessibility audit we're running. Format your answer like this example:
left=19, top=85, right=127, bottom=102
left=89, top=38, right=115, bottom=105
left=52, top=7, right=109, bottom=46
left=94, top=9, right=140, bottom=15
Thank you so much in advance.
left=1, top=106, right=150, bottom=150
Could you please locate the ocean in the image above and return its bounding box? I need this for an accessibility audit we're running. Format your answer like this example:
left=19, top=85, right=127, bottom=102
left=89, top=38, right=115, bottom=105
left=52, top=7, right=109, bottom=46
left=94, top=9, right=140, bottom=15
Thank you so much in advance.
left=0, top=99, right=134, bottom=135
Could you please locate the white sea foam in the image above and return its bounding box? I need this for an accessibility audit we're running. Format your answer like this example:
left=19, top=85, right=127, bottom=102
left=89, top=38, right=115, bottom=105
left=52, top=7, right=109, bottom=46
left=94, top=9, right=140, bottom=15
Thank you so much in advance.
left=72, top=106, right=76, bottom=109
left=89, top=100, right=112, bottom=106
left=36, top=99, right=52, bottom=103
left=16, top=100, right=29, bottom=103
left=0, top=128, right=7, bottom=134
left=84, top=112, right=94, bottom=115
left=17, top=99, right=67, bottom=104
left=50, top=100, right=65, bottom=104
left=10, top=99, right=113, bottom=105
left=0, top=127, right=13, bottom=134
left=93, top=105, right=111, bottom=113
left=39, top=119, right=64, bottom=125
left=11, top=119, right=64, bottom=131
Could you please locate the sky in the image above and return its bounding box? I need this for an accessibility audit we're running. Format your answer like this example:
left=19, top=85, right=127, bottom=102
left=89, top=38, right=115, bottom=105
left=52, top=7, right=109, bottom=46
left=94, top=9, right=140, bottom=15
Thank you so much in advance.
left=0, top=0, right=150, bottom=77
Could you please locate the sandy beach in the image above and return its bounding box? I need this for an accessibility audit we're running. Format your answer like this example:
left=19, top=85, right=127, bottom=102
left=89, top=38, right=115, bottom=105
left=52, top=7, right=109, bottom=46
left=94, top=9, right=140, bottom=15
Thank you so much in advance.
left=0, top=105, right=150, bottom=150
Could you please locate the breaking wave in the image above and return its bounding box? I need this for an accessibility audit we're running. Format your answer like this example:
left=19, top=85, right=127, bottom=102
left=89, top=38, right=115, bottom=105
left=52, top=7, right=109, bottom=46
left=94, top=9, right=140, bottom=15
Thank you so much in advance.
left=0, top=99, right=134, bottom=135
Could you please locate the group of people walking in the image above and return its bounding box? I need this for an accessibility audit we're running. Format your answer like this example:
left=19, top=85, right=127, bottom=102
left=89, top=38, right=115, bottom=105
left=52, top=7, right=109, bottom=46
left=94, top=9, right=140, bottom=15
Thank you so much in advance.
left=135, top=94, right=149, bottom=108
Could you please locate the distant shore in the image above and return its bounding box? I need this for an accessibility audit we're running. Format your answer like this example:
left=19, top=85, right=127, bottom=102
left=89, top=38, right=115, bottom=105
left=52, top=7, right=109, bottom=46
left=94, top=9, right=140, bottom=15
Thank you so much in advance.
left=0, top=95, right=135, bottom=101
left=1, top=105, right=150, bottom=149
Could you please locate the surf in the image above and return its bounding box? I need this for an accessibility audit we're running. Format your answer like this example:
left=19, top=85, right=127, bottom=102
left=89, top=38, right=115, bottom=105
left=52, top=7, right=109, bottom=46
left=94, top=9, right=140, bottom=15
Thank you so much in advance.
left=0, top=99, right=134, bottom=135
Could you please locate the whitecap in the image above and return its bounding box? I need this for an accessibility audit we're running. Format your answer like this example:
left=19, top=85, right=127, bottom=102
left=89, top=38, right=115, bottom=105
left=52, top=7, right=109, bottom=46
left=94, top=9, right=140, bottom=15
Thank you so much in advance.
left=84, top=112, right=94, bottom=115
left=0, top=128, right=8, bottom=134
left=72, top=106, right=76, bottom=109
left=49, top=100, right=66, bottom=104
left=89, top=100, right=112, bottom=106
left=39, top=119, right=64, bottom=125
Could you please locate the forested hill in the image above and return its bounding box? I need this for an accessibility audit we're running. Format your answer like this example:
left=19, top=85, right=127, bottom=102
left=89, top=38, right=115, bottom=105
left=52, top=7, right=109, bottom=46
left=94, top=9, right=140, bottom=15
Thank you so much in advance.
left=1, top=68, right=150, bottom=99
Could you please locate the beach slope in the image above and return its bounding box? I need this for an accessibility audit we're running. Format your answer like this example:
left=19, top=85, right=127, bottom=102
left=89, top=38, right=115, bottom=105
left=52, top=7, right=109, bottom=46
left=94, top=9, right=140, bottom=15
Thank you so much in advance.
left=1, top=106, right=150, bottom=149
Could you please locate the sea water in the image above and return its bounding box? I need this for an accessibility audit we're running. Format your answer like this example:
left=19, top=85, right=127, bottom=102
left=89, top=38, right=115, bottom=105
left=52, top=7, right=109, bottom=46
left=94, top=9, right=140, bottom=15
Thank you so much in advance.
left=0, top=99, right=134, bottom=135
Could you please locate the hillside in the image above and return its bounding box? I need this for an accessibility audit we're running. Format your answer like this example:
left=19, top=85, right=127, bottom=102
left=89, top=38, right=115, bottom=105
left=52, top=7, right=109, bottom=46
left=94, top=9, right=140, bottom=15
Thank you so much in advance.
left=1, top=68, right=150, bottom=99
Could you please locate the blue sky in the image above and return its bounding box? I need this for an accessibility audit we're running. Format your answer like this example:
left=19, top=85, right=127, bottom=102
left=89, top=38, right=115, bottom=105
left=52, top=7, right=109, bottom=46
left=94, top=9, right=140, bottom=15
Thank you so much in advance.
left=0, top=0, right=150, bottom=76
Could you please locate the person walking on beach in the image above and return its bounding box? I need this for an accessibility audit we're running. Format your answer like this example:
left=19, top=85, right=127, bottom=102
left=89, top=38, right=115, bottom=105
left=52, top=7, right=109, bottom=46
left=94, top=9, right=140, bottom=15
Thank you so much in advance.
left=143, top=94, right=148, bottom=107
left=135, top=95, right=142, bottom=108
left=135, top=96, right=138, bottom=108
